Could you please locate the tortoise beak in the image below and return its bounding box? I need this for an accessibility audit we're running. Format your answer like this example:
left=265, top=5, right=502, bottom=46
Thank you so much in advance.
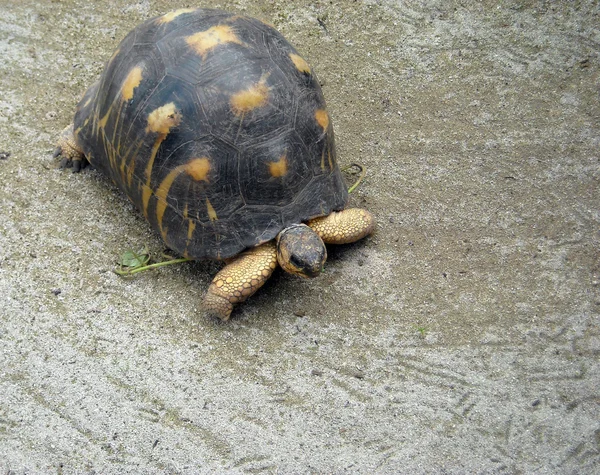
left=297, top=262, right=324, bottom=279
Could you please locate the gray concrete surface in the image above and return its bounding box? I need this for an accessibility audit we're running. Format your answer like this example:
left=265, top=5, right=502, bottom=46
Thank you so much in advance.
left=1, top=0, right=599, bottom=473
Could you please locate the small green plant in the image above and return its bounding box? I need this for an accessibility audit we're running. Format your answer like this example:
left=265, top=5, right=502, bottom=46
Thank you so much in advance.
left=118, top=248, right=150, bottom=268
left=114, top=247, right=191, bottom=276
left=416, top=326, right=428, bottom=337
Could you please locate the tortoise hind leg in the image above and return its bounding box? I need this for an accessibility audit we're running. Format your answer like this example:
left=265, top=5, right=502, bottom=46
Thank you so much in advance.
left=308, top=208, right=375, bottom=244
left=54, top=124, right=87, bottom=172
left=204, top=242, right=278, bottom=320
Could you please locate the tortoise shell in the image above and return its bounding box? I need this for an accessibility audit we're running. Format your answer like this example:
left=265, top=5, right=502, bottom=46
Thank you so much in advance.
left=73, top=8, right=348, bottom=259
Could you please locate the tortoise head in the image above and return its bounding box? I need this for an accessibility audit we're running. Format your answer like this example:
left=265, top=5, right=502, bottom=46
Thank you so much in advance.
left=276, top=224, right=327, bottom=278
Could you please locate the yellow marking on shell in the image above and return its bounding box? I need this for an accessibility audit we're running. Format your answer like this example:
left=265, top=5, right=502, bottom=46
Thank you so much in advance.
left=290, top=53, right=311, bottom=74
left=185, top=157, right=211, bottom=182
left=185, top=25, right=243, bottom=59
left=111, top=100, right=127, bottom=166
left=120, top=139, right=144, bottom=188
left=154, top=165, right=187, bottom=241
left=141, top=139, right=161, bottom=215
left=147, top=157, right=213, bottom=242
left=230, top=75, right=270, bottom=116
left=184, top=210, right=195, bottom=256
left=82, top=97, right=92, bottom=109
left=315, top=109, right=329, bottom=131
left=187, top=218, right=196, bottom=241
left=121, top=66, right=143, bottom=101
left=268, top=154, right=288, bottom=177
left=158, top=8, right=196, bottom=23
left=126, top=158, right=136, bottom=187
left=320, top=149, right=326, bottom=171
left=98, top=106, right=112, bottom=130
left=142, top=103, right=182, bottom=217
left=146, top=102, right=181, bottom=135
left=97, top=103, right=119, bottom=174
left=206, top=199, right=218, bottom=221
left=74, top=118, right=88, bottom=137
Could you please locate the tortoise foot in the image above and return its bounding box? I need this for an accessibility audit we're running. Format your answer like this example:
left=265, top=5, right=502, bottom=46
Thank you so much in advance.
left=54, top=124, right=87, bottom=172
left=308, top=208, right=375, bottom=244
left=203, top=242, right=278, bottom=320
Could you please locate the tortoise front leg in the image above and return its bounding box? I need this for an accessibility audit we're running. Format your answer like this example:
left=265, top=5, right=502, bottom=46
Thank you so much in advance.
left=54, top=124, right=87, bottom=172
left=203, top=241, right=278, bottom=320
left=308, top=208, right=375, bottom=244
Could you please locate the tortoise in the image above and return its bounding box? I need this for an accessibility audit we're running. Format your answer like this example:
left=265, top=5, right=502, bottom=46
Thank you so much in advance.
left=54, top=8, right=375, bottom=320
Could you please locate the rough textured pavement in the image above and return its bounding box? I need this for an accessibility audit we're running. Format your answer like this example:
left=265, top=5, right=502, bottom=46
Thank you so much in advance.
left=1, top=0, right=599, bottom=473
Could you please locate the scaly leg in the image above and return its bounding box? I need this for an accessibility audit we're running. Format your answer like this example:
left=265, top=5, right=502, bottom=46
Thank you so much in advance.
left=54, top=124, right=87, bottom=172
left=308, top=208, right=375, bottom=244
left=204, top=241, right=278, bottom=320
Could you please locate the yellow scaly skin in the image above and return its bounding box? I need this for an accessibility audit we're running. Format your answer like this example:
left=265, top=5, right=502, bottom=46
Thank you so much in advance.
left=308, top=208, right=375, bottom=244
left=204, top=242, right=279, bottom=320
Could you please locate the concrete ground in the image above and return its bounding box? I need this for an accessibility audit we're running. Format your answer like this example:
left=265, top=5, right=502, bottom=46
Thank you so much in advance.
left=1, top=0, right=599, bottom=473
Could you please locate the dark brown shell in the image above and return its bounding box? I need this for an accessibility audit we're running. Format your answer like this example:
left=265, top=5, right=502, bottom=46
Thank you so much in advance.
left=73, top=8, right=348, bottom=259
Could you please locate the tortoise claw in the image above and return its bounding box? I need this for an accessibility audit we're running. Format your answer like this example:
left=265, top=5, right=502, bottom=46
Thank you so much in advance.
left=72, top=158, right=83, bottom=173
left=58, top=154, right=88, bottom=173
left=58, top=156, right=71, bottom=169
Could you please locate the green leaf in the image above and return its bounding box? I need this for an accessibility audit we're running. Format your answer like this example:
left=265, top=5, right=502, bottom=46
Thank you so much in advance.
left=118, top=248, right=150, bottom=268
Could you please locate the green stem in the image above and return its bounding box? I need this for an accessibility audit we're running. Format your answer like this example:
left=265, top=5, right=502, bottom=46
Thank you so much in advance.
left=115, top=257, right=192, bottom=276
left=342, top=163, right=366, bottom=193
